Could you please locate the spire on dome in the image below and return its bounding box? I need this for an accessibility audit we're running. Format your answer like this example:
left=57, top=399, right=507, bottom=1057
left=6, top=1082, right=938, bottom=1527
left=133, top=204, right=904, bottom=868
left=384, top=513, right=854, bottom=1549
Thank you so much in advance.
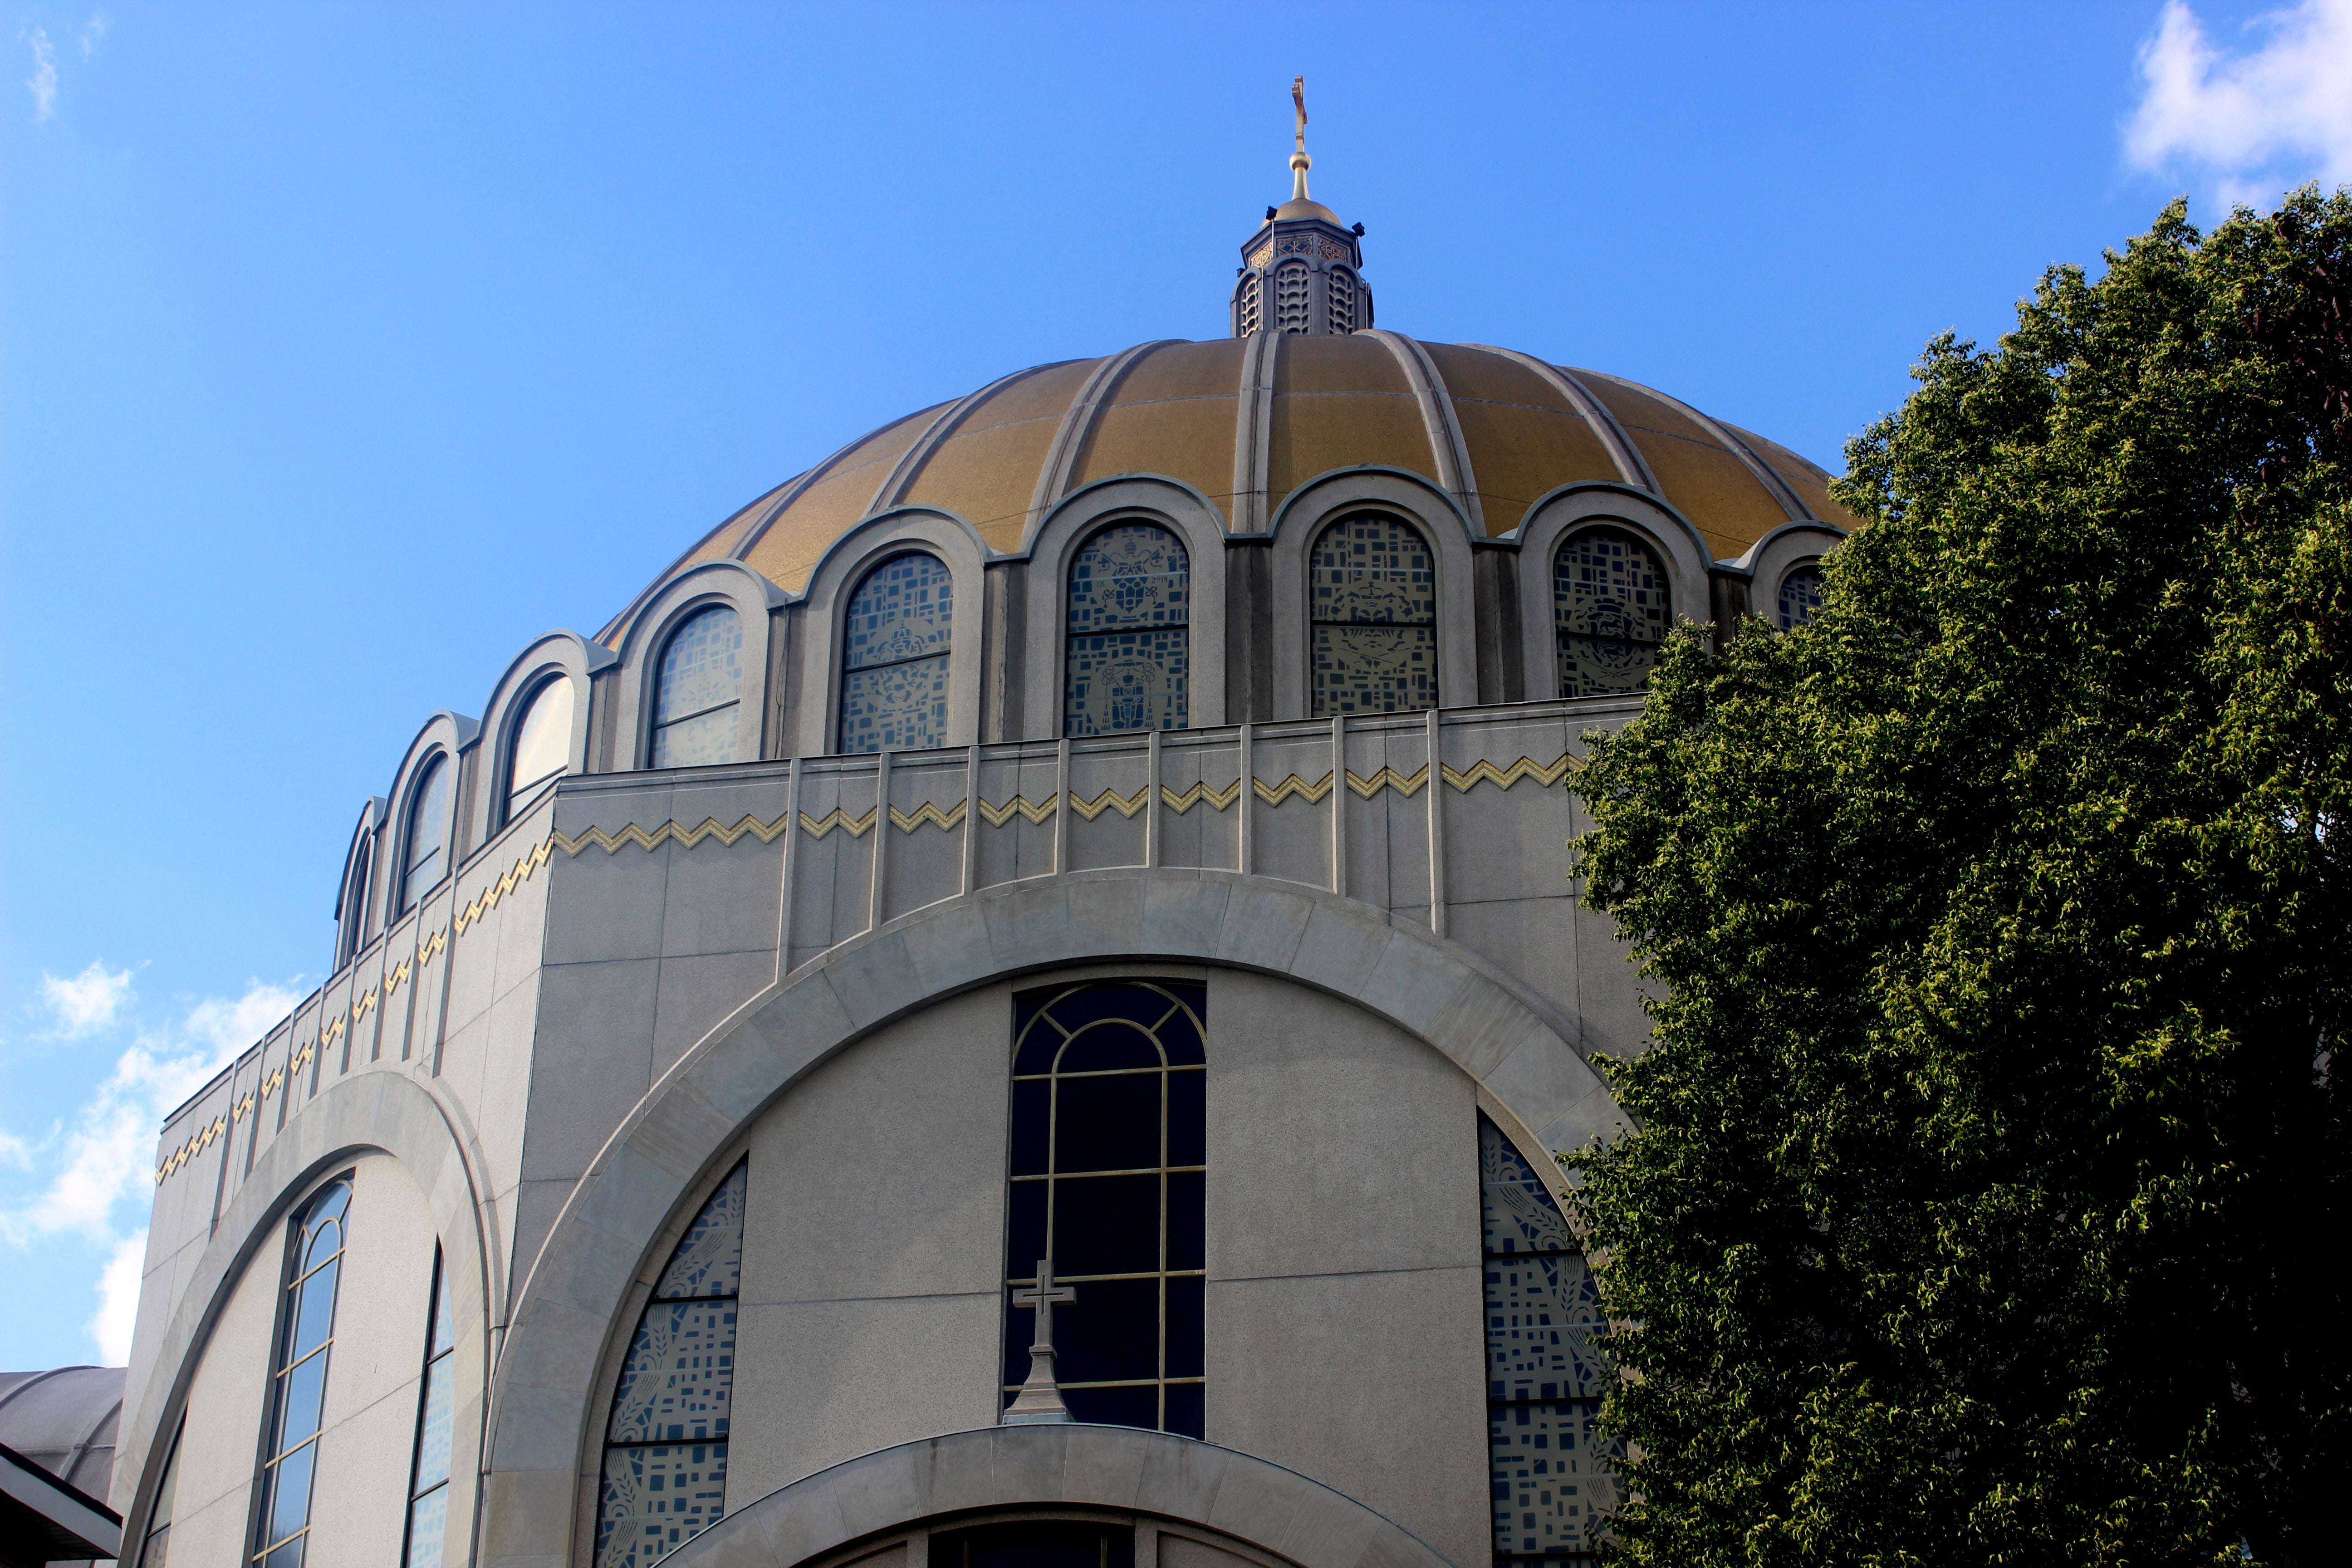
left=1230, top=78, right=1372, bottom=337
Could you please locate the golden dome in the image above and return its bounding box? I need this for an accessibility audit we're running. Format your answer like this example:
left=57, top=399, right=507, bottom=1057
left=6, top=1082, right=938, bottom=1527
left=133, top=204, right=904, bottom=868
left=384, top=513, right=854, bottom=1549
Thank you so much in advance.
left=621, top=333, right=1856, bottom=625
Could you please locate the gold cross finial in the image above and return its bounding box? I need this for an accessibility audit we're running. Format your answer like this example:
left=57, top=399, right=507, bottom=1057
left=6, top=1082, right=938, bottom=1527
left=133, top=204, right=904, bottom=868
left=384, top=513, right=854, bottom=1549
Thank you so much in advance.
left=1289, top=75, right=1312, bottom=202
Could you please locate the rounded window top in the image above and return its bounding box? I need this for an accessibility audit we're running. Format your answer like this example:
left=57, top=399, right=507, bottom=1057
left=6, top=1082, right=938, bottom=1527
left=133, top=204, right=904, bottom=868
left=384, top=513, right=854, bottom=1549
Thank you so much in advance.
left=1066, top=523, right=1191, bottom=737
left=1309, top=514, right=1438, bottom=716
left=838, top=551, right=954, bottom=754
left=1778, top=564, right=1825, bottom=630
left=650, top=604, right=745, bottom=769
left=398, top=757, right=452, bottom=914
left=1554, top=525, right=1671, bottom=699
left=505, top=676, right=574, bottom=819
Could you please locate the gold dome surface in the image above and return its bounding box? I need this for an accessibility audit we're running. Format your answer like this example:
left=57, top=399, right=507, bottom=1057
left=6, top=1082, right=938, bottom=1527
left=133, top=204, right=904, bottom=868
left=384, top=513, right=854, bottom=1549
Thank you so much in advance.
left=625, top=335, right=1856, bottom=625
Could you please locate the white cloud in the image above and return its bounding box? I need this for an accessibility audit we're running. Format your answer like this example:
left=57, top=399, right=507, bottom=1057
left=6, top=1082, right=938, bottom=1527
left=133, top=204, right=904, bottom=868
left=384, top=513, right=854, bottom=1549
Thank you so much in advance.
left=89, top=1230, right=144, bottom=1364
left=78, top=12, right=108, bottom=59
left=24, top=24, right=55, bottom=123
left=2126, top=0, right=2352, bottom=211
left=40, top=961, right=134, bottom=1038
left=1, top=976, right=301, bottom=1361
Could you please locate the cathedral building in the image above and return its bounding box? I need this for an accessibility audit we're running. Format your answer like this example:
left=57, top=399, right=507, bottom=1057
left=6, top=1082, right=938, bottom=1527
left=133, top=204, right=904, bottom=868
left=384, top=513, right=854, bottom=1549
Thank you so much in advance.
left=85, top=101, right=1852, bottom=1568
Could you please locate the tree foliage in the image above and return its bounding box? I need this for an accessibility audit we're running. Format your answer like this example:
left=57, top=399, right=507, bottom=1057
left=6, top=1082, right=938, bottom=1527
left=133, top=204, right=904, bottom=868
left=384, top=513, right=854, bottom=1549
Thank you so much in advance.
left=1569, top=191, right=2351, bottom=1568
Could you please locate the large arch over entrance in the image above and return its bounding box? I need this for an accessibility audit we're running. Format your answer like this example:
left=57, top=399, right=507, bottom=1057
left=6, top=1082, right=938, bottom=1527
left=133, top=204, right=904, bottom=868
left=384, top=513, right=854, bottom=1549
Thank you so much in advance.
left=487, top=869, right=1619, bottom=1568
left=662, top=1423, right=1452, bottom=1568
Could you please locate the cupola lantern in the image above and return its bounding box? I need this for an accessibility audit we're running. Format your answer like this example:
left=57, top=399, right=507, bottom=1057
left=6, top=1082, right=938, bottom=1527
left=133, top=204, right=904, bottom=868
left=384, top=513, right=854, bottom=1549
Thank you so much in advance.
left=1231, top=77, right=1371, bottom=337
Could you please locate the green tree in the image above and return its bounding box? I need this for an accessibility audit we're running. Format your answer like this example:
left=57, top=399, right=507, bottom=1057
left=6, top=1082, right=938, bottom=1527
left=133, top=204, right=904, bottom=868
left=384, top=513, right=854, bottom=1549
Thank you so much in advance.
left=1569, top=191, right=2351, bottom=1568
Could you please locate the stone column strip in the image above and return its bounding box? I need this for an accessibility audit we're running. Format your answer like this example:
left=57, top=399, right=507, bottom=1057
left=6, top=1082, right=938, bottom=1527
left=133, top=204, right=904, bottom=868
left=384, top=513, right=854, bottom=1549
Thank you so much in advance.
left=960, top=745, right=982, bottom=896
left=1053, top=737, right=1072, bottom=875
left=1237, top=721, right=1255, bottom=874
left=1022, top=341, right=1176, bottom=537
left=1229, top=328, right=1281, bottom=533
left=1146, top=728, right=1163, bottom=870
left=1329, top=714, right=1348, bottom=898
left=868, top=750, right=891, bottom=933
left=1359, top=329, right=1485, bottom=534
left=773, top=755, right=799, bottom=982
left=1426, top=706, right=1449, bottom=938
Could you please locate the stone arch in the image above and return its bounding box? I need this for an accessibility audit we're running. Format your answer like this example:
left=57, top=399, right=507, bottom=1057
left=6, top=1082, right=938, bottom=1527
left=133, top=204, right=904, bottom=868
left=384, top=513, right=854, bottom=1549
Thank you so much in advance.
left=487, top=869, right=1622, bottom=1568
left=660, top=1424, right=1451, bottom=1568
left=113, top=1070, right=497, bottom=1548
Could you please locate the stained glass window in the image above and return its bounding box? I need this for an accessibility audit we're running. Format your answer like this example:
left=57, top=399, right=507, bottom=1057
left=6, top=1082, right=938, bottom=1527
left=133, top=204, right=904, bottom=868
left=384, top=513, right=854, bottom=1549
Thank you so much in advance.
left=1065, top=524, right=1190, bottom=736
left=596, top=1161, right=745, bottom=1568
left=401, top=1249, right=457, bottom=1568
left=1482, top=1117, right=1614, bottom=1565
left=399, top=758, right=451, bottom=914
left=1777, top=565, right=1825, bottom=631
left=136, top=1421, right=181, bottom=1568
left=650, top=606, right=744, bottom=769
left=1004, top=981, right=1206, bottom=1437
left=1310, top=514, right=1438, bottom=716
left=838, top=552, right=953, bottom=754
left=1554, top=529, right=1670, bottom=698
left=253, top=1179, right=351, bottom=1568
left=506, top=676, right=574, bottom=820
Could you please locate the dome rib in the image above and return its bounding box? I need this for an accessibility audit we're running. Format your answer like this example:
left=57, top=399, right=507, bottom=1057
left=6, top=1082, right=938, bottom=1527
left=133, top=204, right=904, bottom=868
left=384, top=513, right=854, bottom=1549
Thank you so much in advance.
left=1362, top=331, right=1485, bottom=534
left=1582, top=369, right=1811, bottom=524
left=1024, top=340, right=1175, bottom=540
left=1230, top=328, right=1282, bottom=533
left=867, top=364, right=1049, bottom=517
left=1465, top=347, right=1656, bottom=495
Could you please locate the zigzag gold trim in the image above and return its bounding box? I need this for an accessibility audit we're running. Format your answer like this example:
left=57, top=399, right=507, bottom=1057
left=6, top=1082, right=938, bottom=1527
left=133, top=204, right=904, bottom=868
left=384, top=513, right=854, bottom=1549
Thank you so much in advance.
left=153, top=1114, right=228, bottom=1184
left=1254, top=772, right=1333, bottom=806
left=799, top=807, right=877, bottom=840
left=978, top=794, right=1057, bottom=827
left=1159, top=779, right=1243, bottom=814
left=418, top=926, right=448, bottom=967
left=1346, top=764, right=1429, bottom=799
left=293, top=1040, right=314, bottom=1074
left=351, top=986, right=378, bottom=1023
left=556, top=813, right=794, bottom=854
left=260, top=1065, right=285, bottom=1101
left=890, top=800, right=966, bottom=832
left=322, top=1013, right=346, bottom=1049
left=1441, top=753, right=1577, bottom=792
left=231, top=1090, right=256, bottom=1123
left=383, top=956, right=413, bottom=997
left=1069, top=786, right=1149, bottom=821
left=454, top=838, right=555, bottom=935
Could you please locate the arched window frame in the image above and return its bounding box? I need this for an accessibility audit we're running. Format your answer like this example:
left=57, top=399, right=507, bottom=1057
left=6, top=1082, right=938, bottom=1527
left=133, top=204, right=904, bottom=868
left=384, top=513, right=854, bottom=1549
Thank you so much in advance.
left=333, top=798, right=385, bottom=970
left=792, top=510, right=989, bottom=757
left=471, top=632, right=613, bottom=844
left=1021, top=480, right=1231, bottom=736
left=833, top=549, right=955, bottom=754
left=1776, top=563, right=1826, bottom=630
left=393, top=753, right=455, bottom=919
left=1511, top=487, right=1712, bottom=704
left=608, top=562, right=780, bottom=772
left=1551, top=524, right=1674, bottom=699
left=379, top=711, right=482, bottom=929
left=1267, top=470, right=1479, bottom=722
left=251, top=1172, right=354, bottom=1568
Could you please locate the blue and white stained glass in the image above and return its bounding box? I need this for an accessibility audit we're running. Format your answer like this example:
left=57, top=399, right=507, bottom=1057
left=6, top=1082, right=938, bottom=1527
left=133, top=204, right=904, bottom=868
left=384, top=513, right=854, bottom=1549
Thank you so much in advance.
left=597, top=1163, right=746, bottom=1568
left=1777, top=565, right=1825, bottom=630
left=1066, top=524, right=1189, bottom=735
left=1310, top=515, right=1438, bottom=715
left=650, top=606, right=745, bottom=769
left=1554, top=528, right=1669, bottom=698
left=1481, top=1117, right=1616, bottom=1563
left=839, top=553, right=953, bottom=753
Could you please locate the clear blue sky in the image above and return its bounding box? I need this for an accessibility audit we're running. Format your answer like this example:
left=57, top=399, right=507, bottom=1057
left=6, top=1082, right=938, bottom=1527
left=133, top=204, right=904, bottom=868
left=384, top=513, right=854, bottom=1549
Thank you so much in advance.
left=3, top=0, right=2336, bottom=1368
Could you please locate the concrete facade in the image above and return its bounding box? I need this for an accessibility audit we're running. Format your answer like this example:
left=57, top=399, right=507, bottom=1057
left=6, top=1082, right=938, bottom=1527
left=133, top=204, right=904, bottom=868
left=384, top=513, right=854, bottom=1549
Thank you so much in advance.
left=107, top=176, right=1849, bottom=1568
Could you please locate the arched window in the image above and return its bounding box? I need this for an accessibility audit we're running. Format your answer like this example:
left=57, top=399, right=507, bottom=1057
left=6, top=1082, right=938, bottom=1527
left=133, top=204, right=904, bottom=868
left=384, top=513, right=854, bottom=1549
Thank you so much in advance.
left=135, top=1421, right=181, bottom=1568
left=597, top=1161, right=745, bottom=1568
left=1004, top=980, right=1205, bottom=1436
left=1328, top=266, right=1357, bottom=333
left=1554, top=528, right=1670, bottom=698
left=650, top=607, right=745, bottom=769
left=1309, top=514, right=1438, bottom=715
left=1237, top=273, right=1262, bottom=337
left=505, top=676, right=574, bottom=820
left=1480, top=1116, right=1612, bottom=1563
left=401, top=1248, right=456, bottom=1568
left=1274, top=260, right=1311, bottom=334
left=838, top=552, right=953, bottom=753
left=398, top=758, right=451, bottom=915
left=254, top=1178, right=351, bottom=1568
left=1065, top=524, right=1190, bottom=736
left=1777, top=564, right=1825, bottom=630
left=336, top=832, right=372, bottom=968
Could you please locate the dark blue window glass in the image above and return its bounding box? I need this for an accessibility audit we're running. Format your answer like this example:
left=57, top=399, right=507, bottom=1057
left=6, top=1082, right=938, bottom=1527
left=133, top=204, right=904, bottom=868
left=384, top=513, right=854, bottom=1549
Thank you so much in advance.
left=1004, top=980, right=1206, bottom=1436
left=254, top=1180, right=350, bottom=1568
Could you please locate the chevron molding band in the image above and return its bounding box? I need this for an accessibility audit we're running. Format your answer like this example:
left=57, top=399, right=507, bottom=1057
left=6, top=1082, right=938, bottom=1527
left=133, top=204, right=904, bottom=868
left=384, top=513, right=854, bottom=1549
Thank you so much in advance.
left=1441, top=753, right=1577, bottom=792
left=1254, top=772, right=1334, bottom=806
left=153, top=1113, right=229, bottom=1185
left=418, top=926, right=447, bottom=967
left=1069, top=785, right=1150, bottom=822
left=978, top=794, right=1058, bottom=827
left=1347, top=765, right=1429, bottom=799
left=1160, top=779, right=1243, bottom=813
left=799, top=807, right=878, bottom=839
left=453, top=839, right=555, bottom=936
left=322, top=1014, right=345, bottom=1049
left=557, top=813, right=795, bottom=854
left=890, top=801, right=966, bottom=832
left=383, top=955, right=413, bottom=999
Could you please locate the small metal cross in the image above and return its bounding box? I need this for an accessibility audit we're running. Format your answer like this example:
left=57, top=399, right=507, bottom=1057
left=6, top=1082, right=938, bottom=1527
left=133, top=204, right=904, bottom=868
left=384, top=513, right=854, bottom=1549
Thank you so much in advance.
left=1012, top=1258, right=1076, bottom=1352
